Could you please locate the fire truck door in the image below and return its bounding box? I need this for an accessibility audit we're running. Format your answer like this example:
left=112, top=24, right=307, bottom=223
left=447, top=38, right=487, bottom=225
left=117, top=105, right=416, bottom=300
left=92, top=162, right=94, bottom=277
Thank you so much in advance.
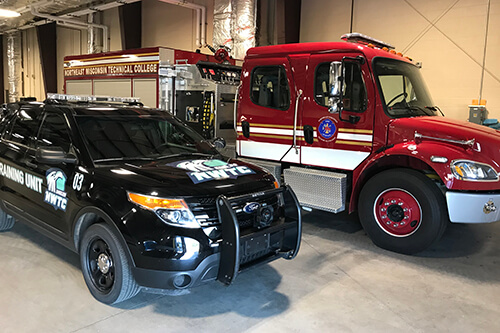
left=300, top=53, right=375, bottom=170
left=237, top=57, right=301, bottom=162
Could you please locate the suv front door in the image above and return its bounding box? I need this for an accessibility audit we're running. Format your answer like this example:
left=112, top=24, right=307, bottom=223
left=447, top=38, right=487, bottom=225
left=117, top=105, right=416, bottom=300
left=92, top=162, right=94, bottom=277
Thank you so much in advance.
left=24, top=109, right=81, bottom=237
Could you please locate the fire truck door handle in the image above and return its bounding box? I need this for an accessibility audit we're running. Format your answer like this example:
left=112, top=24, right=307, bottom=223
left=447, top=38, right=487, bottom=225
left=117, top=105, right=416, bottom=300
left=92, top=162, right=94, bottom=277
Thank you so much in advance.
left=242, top=121, right=250, bottom=138
left=303, top=125, right=314, bottom=145
left=293, top=89, right=303, bottom=154
left=233, top=84, right=241, bottom=131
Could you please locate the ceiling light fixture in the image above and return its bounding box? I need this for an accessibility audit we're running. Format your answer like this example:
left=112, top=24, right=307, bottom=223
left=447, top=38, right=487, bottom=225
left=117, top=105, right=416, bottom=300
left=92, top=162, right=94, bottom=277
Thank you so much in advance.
left=0, top=9, right=21, bottom=18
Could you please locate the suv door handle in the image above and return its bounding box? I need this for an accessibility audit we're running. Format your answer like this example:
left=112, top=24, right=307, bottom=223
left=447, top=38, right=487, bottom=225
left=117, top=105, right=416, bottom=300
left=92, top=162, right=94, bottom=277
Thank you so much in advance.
left=25, top=161, right=37, bottom=169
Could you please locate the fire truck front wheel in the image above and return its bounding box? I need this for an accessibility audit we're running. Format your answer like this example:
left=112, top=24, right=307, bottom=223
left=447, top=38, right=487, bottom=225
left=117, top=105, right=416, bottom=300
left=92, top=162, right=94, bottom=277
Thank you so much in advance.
left=358, top=169, right=448, bottom=254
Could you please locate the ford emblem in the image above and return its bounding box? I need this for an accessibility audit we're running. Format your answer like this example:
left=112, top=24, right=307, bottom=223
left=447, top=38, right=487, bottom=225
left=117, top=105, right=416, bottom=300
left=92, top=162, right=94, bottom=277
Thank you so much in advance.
left=243, top=202, right=260, bottom=214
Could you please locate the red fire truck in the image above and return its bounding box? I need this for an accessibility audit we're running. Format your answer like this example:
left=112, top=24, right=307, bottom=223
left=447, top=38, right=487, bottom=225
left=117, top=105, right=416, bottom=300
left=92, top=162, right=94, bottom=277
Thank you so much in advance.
left=235, top=33, right=500, bottom=254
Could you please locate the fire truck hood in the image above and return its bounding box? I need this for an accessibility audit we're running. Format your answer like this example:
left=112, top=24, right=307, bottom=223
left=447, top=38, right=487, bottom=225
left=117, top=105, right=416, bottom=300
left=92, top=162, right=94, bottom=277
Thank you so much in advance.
left=388, top=116, right=499, bottom=142
left=388, top=116, right=500, bottom=154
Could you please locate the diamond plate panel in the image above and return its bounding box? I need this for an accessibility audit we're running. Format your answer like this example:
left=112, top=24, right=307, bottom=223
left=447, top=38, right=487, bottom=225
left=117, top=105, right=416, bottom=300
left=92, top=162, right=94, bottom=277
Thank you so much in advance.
left=284, top=167, right=346, bottom=213
left=239, top=158, right=282, bottom=185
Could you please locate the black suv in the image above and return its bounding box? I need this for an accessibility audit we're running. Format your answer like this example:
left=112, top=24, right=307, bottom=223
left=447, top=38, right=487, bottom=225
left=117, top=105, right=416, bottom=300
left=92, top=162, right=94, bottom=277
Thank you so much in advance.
left=0, top=95, right=301, bottom=304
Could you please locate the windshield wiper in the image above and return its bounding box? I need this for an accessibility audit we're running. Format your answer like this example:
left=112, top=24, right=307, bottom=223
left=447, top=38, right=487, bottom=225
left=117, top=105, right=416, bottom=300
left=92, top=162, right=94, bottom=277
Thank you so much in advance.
left=94, top=156, right=155, bottom=163
left=153, top=152, right=219, bottom=160
left=425, top=105, right=445, bottom=116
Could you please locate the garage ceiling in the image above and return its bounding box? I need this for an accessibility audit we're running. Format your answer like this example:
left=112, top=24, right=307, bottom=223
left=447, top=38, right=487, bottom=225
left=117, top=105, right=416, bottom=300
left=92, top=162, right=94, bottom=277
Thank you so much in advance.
left=0, top=0, right=118, bottom=32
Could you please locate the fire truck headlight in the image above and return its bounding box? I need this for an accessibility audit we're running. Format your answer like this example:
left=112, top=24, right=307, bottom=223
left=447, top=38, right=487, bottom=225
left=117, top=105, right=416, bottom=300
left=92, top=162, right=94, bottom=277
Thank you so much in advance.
left=451, top=160, right=498, bottom=181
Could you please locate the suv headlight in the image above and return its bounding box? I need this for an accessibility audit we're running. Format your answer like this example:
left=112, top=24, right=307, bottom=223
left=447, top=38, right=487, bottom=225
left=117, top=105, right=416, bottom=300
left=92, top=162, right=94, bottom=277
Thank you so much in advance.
left=127, top=192, right=200, bottom=228
left=451, top=160, right=498, bottom=181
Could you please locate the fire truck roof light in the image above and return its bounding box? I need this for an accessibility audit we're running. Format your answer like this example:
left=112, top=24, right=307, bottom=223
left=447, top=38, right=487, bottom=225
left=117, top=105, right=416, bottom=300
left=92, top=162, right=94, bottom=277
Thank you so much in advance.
left=46, top=93, right=141, bottom=104
left=341, top=33, right=395, bottom=50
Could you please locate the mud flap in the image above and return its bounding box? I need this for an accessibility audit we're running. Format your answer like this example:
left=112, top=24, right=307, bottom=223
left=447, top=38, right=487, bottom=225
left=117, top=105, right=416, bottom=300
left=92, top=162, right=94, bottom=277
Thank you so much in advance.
left=216, top=195, right=240, bottom=285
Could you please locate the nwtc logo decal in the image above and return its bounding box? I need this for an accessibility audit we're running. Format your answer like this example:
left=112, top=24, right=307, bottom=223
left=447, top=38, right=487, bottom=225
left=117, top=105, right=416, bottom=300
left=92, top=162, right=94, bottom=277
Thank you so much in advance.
left=318, top=117, right=337, bottom=142
left=44, top=168, right=68, bottom=211
left=243, top=202, right=260, bottom=214
left=168, top=159, right=256, bottom=184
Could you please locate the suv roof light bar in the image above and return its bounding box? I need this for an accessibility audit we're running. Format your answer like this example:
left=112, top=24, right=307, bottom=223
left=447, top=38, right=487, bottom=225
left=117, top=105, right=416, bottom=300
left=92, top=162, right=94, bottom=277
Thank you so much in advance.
left=46, top=93, right=141, bottom=104
left=341, top=33, right=395, bottom=50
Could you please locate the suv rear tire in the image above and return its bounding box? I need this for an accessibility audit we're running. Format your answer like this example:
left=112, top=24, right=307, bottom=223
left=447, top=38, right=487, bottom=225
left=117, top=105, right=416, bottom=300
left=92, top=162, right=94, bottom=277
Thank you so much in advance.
left=80, top=223, right=140, bottom=304
left=0, top=209, right=15, bottom=231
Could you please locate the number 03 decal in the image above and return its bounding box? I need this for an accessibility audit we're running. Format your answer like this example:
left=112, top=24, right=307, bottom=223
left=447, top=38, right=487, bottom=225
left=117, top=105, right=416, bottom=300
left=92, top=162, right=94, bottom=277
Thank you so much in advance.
left=73, top=173, right=84, bottom=191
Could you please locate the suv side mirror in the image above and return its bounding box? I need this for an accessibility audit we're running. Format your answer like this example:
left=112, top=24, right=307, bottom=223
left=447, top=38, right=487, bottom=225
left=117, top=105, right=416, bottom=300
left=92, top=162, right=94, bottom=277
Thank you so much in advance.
left=212, top=137, right=226, bottom=149
left=328, top=61, right=343, bottom=114
left=36, top=146, right=77, bottom=165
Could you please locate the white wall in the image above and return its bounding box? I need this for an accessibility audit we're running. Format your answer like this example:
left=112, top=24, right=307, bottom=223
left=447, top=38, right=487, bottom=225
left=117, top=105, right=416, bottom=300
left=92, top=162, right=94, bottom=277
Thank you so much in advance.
left=301, top=0, right=500, bottom=121
left=142, top=0, right=214, bottom=52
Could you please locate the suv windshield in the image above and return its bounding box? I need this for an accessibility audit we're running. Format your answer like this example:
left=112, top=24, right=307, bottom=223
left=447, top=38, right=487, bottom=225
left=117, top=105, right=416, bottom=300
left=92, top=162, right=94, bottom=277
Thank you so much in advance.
left=374, top=58, right=437, bottom=118
left=76, top=115, right=217, bottom=162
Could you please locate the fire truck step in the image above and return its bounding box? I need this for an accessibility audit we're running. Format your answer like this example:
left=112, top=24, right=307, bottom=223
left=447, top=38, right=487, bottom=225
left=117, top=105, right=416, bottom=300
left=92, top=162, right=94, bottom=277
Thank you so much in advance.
left=284, top=167, right=347, bottom=213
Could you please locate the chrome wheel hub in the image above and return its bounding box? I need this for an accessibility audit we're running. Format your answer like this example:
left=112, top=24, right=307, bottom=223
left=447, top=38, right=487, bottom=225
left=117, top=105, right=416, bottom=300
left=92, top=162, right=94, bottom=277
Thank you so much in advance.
left=97, top=253, right=112, bottom=274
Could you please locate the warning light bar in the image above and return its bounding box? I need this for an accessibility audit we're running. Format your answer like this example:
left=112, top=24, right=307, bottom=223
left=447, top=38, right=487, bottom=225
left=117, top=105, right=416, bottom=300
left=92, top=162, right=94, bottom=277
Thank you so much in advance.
left=46, top=93, right=141, bottom=104
left=341, top=33, right=395, bottom=50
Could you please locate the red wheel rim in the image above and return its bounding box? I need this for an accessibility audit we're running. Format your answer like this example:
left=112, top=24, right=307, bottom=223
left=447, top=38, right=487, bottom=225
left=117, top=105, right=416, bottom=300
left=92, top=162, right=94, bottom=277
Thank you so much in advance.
left=373, top=188, right=422, bottom=237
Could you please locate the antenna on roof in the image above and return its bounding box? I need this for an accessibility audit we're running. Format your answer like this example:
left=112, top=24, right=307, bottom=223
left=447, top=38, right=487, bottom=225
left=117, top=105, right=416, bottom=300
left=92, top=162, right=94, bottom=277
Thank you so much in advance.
left=341, top=33, right=395, bottom=50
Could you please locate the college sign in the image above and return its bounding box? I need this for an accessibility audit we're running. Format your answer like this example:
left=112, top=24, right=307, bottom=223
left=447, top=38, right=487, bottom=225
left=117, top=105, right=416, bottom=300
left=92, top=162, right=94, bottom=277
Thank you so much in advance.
left=64, top=62, right=159, bottom=77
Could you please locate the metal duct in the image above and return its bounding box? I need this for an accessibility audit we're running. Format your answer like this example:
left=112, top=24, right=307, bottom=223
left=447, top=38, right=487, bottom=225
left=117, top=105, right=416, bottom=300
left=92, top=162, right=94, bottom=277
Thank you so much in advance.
left=6, top=31, right=21, bottom=102
left=87, top=13, right=99, bottom=54
left=231, top=0, right=256, bottom=59
left=213, top=0, right=232, bottom=50
left=213, top=0, right=256, bottom=60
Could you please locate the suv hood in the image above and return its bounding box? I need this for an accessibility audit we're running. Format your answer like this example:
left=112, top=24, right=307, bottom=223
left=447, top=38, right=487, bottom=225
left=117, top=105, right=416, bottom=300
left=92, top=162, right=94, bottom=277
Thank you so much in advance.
left=94, top=155, right=275, bottom=197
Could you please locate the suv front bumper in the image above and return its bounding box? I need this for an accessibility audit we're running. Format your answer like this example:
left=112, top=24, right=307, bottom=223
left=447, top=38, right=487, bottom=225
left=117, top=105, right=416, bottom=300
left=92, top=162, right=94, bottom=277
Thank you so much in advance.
left=132, top=186, right=302, bottom=289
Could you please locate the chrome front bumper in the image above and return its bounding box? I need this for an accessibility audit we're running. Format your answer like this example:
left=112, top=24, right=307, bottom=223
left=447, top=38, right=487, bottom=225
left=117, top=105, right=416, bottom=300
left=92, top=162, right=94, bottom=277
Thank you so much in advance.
left=446, top=191, right=500, bottom=223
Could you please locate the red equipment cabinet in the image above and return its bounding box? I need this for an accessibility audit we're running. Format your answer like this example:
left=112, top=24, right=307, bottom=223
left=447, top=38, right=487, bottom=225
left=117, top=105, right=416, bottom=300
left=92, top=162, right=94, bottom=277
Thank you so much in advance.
left=236, top=33, right=500, bottom=254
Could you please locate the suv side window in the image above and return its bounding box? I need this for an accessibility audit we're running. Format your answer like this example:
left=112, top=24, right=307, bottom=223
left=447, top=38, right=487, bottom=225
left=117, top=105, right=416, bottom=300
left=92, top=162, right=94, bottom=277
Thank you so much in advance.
left=4, top=108, right=42, bottom=146
left=315, top=62, right=367, bottom=112
left=38, top=113, right=72, bottom=152
left=250, top=66, right=290, bottom=110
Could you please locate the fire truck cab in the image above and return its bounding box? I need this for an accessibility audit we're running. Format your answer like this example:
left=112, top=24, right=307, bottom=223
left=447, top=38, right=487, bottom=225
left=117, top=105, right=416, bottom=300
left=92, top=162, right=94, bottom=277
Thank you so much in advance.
left=236, top=33, right=500, bottom=254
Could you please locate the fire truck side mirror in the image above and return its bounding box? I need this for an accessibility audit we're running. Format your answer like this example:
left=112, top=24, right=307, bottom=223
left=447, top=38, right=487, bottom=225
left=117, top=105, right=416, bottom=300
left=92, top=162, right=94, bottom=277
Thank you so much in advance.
left=328, top=61, right=343, bottom=114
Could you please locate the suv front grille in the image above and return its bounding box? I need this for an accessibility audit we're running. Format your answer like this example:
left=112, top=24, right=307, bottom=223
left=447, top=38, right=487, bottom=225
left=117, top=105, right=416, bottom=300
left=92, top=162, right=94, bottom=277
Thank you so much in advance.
left=186, top=192, right=281, bottom=230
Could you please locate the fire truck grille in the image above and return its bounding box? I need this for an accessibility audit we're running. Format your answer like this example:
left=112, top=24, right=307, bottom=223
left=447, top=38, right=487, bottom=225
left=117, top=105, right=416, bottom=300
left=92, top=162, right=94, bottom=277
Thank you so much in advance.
left=284, top=166, right=347, bottom=213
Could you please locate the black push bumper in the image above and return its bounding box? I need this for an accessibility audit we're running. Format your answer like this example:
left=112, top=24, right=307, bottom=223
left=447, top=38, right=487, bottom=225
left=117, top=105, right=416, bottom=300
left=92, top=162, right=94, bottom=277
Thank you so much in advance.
left=216, top=185, right=302, bottom=285
left=132, top=186, right=301, bottom=290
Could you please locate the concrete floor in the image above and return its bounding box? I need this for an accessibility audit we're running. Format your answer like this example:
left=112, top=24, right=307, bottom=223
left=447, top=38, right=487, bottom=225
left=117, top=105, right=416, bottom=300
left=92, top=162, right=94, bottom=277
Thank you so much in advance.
left=1, top=210, right=499, bottom=333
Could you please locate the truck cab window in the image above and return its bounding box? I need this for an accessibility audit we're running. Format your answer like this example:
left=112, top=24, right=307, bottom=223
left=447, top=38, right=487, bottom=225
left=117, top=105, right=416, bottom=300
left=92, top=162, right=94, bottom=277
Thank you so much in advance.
left=374, top=58, right=436, bottom=118
left=250, top=66, right=290, bottom=110
left=38, top=113, right=72, bottom=152
left=315, top=62, right=367, bottom=112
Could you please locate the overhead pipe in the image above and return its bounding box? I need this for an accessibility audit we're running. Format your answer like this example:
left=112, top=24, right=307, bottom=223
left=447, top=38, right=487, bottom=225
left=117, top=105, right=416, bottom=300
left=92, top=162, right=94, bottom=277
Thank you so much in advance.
left=6, top=31, right=21, bottom=102
left=157, top=0, right=206, bottom=48
left=4, top=0, right=140, bottom=35
left=31, top=6, right=109, bottom=52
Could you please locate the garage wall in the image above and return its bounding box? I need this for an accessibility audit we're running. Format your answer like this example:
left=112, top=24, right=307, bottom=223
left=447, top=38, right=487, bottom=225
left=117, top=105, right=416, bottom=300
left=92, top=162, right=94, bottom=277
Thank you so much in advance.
left=301, top=0, right=500, bottom=121
left=142, top=0, right=214, bottom=52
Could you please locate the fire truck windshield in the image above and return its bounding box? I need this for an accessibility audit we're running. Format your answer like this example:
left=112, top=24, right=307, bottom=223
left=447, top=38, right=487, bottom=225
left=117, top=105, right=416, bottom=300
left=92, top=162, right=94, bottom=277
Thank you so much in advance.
left=374, top=58, right=437, bottom=118
left=76, top=115, right=218, bottom=162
